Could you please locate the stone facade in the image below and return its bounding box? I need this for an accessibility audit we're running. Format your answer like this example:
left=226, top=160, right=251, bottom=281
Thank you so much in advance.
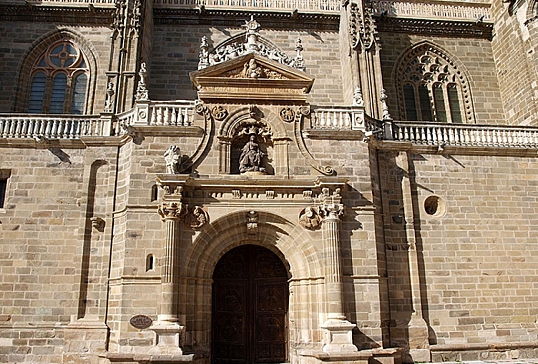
left=1, top=0, right=538, bottom=363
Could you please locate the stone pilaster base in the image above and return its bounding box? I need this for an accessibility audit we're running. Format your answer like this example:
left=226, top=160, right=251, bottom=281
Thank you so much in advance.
left=407, top=314, right=430, bottom=362
left=148, top=321, right=186, bottom=356
left=320, top=319, right=358, bottom=353
left=63, top=317, right=109, bottom=364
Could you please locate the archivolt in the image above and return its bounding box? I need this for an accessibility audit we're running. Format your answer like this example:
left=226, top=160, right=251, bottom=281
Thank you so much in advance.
left=182, top=210, right=322, bottom=280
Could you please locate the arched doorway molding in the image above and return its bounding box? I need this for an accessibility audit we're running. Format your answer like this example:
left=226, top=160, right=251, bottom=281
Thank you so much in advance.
left=179, top=209, right=326, bottom=356
left=218, top=106, right=288, bottom=139
left=183, top=209, right=322, bottom=280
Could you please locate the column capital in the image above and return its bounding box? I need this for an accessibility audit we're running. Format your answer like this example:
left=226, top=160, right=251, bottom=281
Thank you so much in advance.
left=319, top=203, right=344, bottom=221
left=158, top=201, right=188, bottom=221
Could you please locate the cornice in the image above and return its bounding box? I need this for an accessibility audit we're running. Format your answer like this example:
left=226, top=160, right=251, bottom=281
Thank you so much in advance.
left=153, top=8, right=340, bottom=31
left=375, top=16, right=494, bottom=39
left=0, top=4, right=114, bottom=24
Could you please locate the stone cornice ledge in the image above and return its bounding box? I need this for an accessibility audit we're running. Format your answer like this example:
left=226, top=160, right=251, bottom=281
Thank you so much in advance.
left=299, top=349, right=373, bottom=361
left=156, top=175, right=348, bottom=191
left=375, top=140, right=538, bottom=157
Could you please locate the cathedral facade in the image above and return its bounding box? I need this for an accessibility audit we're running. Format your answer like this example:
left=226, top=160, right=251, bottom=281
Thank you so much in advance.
left=1, top=0, right=538, bottom=363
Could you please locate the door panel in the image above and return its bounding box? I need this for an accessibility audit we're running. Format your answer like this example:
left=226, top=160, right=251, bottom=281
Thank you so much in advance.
left=213, top=245, right=288, bottom=364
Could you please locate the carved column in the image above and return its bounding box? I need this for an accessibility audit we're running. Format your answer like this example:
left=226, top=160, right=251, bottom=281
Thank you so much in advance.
left=319, top=191, right=358, bottom=353
left=150, top=201, right=187, bottom=356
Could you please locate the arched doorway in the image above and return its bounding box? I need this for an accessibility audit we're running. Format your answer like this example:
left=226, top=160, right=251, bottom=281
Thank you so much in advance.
left=212, top=244, right=289, bottom=364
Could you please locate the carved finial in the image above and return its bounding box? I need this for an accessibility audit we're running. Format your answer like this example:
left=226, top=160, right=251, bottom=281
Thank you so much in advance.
left=135, top=62, right=149, bottom=101
left=198, top=36, right=210, bottom=70
left=380, top=89, right=392, bottom=120
left=294, top=38, right=305, bottom=71
left=164, top=145, right=181, bottom=174
left=243, top=16, right=261, bottom=52
left=353, top=85, right=364, bottom=107
left=104, top=82, right=115, bottom=112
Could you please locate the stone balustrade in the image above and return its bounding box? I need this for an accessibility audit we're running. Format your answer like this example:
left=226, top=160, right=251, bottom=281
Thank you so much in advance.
left=0, top=114, right=109, bottom=140
left=391, top=121, right=538, bottom=148
left=372, top=0, right=491, bottom=22
left=3, top=106, right=538, bottom=151
left=148, top=102, right=195, bottom=127
left=0, top=0, right=116, bottom=7
left=310, top=106, right=365, bottom=130
left=153, top=0, right=340, bottom=12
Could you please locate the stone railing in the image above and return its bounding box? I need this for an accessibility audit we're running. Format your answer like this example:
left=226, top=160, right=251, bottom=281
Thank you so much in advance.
left=153, top=0, right=340, bottom=13
left=371, top=0, right=491, bottom=22
left=310, top=106, right=366, bottom=130
left=390, top=121, right=538, bottom=148
left=0, top=0, right=116, bottom=7
left=0, top=114, right=109, bottom=140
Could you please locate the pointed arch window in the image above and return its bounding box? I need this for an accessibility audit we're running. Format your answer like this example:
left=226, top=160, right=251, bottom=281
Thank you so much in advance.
left=28, top=41, right=89, bottom=114
left=396, top=44, right=475, bottom=123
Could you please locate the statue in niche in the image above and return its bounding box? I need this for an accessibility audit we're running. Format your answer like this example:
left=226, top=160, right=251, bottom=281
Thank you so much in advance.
left=239, top=134, right=266, bottom=174
left=164, top=145, right=181, bottom=174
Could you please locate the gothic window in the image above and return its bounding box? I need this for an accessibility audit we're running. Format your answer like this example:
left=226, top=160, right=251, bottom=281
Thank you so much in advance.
left=396, top=44, right=475, bottom=123
left=27, top=41, right=89, bottom=114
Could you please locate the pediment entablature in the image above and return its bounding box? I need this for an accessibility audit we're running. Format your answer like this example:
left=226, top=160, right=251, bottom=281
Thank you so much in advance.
left=190, top=53, right=315, bottom=102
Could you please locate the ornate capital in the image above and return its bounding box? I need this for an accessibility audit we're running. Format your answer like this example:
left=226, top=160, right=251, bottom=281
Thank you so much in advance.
left=319, top=203, right=345, bottom=221
left=158, top=202, right=188, bottom=221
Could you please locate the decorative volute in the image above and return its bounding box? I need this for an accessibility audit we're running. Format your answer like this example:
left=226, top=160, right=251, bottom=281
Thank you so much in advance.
left=189, top=53, right=315, bottom=102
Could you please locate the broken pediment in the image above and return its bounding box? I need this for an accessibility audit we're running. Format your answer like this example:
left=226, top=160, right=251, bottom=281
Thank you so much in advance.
left=189, top=53, right=315, bottom=102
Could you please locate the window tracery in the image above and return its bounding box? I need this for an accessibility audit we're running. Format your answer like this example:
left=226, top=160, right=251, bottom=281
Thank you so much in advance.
left=396, top=44, right=475, bottom=123
left=28, top=41, right=89, bottom=114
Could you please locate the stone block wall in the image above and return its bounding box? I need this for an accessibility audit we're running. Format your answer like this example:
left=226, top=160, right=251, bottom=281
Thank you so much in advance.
left=378, top=148, right=538, bottom=350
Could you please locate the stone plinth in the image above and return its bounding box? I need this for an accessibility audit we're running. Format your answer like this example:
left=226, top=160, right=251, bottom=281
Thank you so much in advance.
left=148, top=321, right=186, bottom=356
left=320, top=319, right=358, bottom=353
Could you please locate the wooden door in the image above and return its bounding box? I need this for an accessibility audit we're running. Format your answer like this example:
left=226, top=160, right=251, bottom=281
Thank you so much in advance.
left=212, top=245, right=288, bottom=364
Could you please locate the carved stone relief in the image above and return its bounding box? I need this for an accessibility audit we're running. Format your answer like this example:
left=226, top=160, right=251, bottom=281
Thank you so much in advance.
left=185, top=206, right=209, bottom=230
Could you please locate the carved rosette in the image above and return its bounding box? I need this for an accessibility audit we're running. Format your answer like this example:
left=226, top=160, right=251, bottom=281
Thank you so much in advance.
left=185, top=206, right=209, bottom=230
left=212, top=105, right=228, bottom=121
left=280, top=107, right=295, bottom=122
left=158, top=202, right=188, bottom=221
left=299, top=207, right=321, bottom=230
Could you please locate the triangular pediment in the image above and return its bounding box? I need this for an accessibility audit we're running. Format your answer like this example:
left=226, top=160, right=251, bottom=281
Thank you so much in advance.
left=190, top=53, right=315, bottom=102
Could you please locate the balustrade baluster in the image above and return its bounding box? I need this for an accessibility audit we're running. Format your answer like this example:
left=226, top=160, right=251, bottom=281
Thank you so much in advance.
left=150, top=108, right=157, bottom=125
left=22, top=119, right=29, bottom=138
left=15, top=119, right=22, bottom=138
left=332, top=111, right=338, bottom=128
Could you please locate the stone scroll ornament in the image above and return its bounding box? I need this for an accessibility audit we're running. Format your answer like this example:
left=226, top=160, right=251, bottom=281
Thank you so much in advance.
left=293, top=106, right=336, bottom=176
left=299, top=206, right=321, bottom=230
left=185, top=206, right=209, bottom=230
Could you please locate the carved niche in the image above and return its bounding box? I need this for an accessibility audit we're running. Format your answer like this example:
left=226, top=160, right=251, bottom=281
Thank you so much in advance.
left=231, top=120, right=273, bottom=175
